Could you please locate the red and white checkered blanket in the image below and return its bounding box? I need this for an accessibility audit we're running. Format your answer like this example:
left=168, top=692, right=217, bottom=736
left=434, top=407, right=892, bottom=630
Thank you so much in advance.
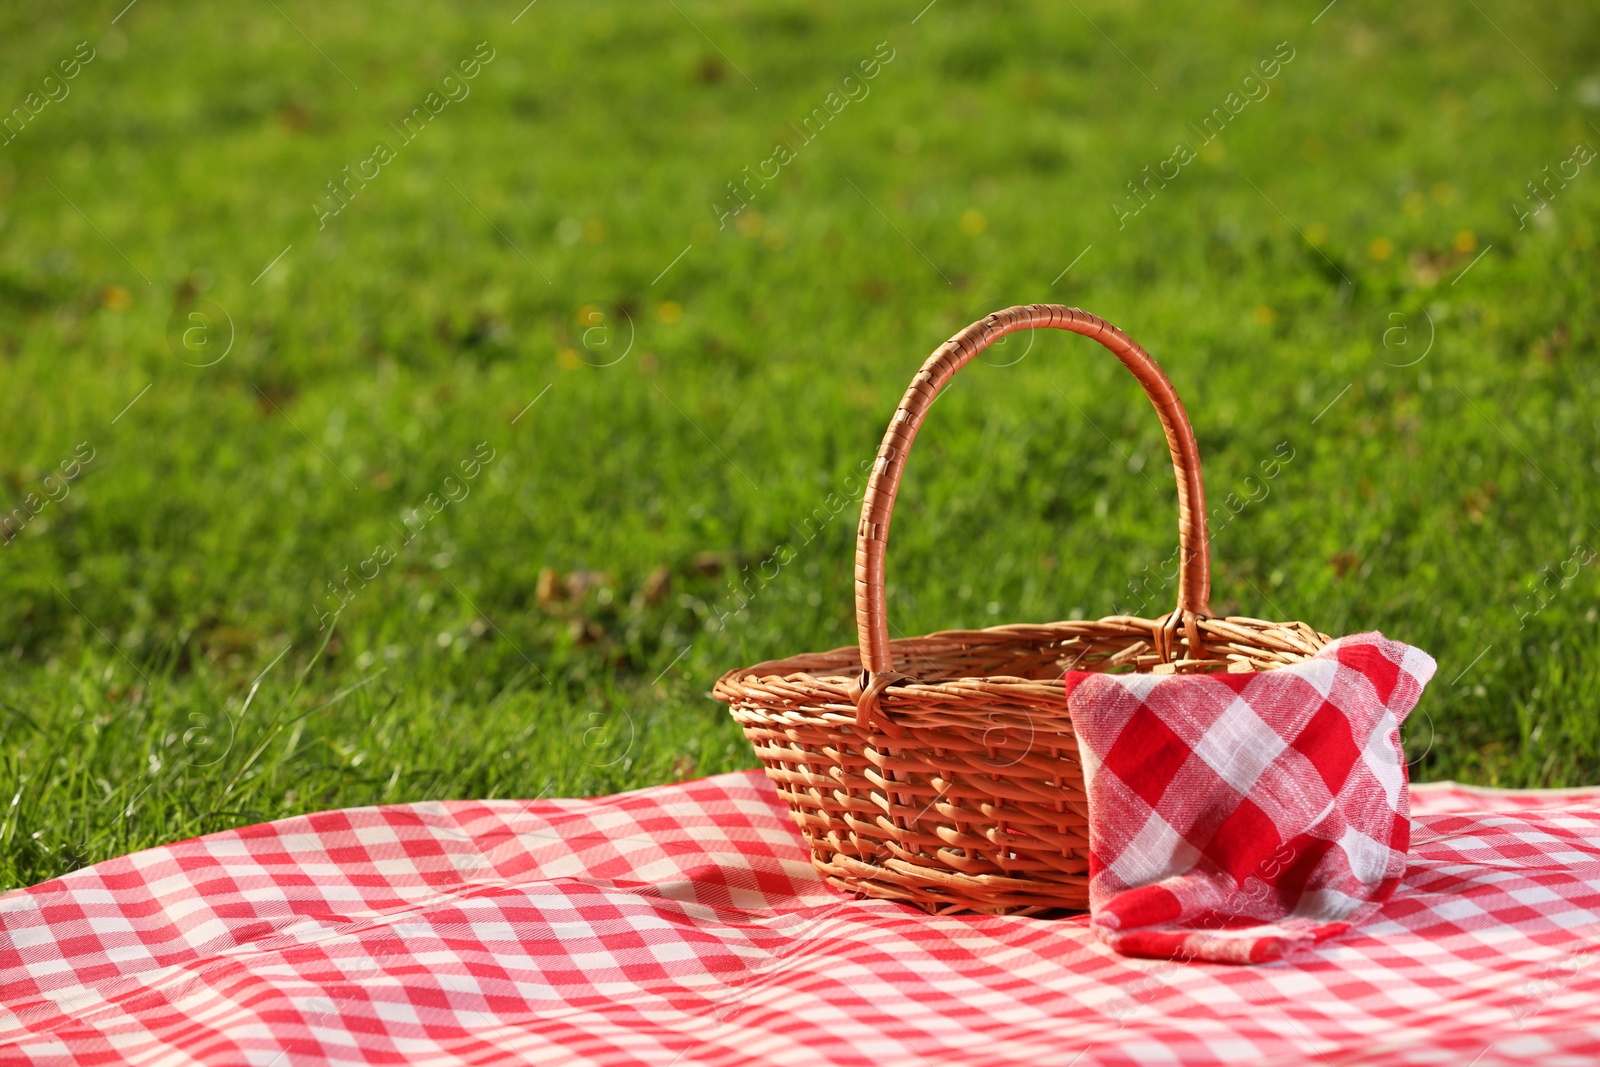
left=1066, top=632, right=1435, bottom=963
left=5, top=770, right=1600, bottom=1066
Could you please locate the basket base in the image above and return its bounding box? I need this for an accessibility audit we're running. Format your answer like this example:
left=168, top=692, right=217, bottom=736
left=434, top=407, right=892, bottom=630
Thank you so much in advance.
left=818, top=854, right=1087, bottom=916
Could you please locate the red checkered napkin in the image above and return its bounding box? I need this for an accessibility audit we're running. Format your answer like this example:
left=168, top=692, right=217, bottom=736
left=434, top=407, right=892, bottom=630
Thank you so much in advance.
left=1064, top=631, right=1436, bottom=964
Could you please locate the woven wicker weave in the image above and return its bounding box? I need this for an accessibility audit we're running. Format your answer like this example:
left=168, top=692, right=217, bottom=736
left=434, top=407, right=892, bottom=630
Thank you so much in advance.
left=713, top=304, right=1331, bottom=915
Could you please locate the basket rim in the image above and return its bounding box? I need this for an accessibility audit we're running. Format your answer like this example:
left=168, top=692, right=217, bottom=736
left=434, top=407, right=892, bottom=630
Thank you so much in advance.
left=714, top=611, right=1333, bottom=696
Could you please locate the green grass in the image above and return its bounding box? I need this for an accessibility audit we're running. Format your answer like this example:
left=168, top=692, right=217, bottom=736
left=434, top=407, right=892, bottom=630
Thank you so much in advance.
left=1, top=0, right=1598, bottom=891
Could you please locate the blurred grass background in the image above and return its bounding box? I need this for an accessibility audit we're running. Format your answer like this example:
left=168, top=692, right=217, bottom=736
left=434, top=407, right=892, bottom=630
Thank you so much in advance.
left=1, top=0, right=1597, bottom=890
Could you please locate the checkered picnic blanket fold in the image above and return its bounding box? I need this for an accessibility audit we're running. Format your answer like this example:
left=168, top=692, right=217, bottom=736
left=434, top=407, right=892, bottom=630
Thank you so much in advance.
left=5, top=768, right=1600, bottom=1066
left=1064, top=632, right=1437, bottom=964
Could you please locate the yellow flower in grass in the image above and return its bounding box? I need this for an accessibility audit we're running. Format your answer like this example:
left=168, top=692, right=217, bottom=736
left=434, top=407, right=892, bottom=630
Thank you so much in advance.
left=960, top=209, right=987, bottom=236
left=1453, top=230, right=1477, bottom=254
left=654, top=301, right=683, bottom=325
left=1368, top=237, right=1394, bottom=262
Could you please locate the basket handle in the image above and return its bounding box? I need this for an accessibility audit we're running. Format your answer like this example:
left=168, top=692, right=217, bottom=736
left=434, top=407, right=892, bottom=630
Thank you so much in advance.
left=854, top=304, right=1213, bottom=690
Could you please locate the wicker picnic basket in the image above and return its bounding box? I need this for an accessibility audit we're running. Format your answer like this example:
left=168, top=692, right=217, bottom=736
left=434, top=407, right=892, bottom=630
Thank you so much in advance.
left=714, top=304, right=1332, bottom=915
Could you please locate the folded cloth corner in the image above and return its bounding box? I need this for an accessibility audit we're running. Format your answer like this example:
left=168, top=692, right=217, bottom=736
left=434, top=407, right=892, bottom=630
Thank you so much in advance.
left=1064, top=630, right=1437, bottom=964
